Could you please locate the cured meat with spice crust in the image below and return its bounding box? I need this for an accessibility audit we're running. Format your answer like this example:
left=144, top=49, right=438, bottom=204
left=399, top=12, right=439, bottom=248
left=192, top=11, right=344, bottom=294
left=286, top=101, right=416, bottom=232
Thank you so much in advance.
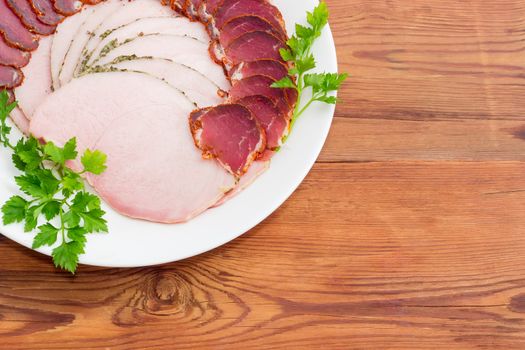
left=219, top=15, right=286, bottom=48
left=223, top=30, right=285, bottom=66
left=52, top=0, right=81, bottom=15
left=29, top=0, right=63, bottom=25
left=230, top=59, right=288, bottom=82
left=190, top=104, right=266, bottom=176
left=0, top=0, right=38, bottom=51
left=0, top=64, right=23, bottom=88
left=6, top=0, right=55, bottom=35
left=0, top=35, right=30, bottom=67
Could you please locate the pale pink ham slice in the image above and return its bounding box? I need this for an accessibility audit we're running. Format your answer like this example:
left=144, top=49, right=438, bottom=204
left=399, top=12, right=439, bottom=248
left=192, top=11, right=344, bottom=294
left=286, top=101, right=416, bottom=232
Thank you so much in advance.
left=15, top=35, right=52, bottom=118
left=50, top=5, right=94, bottom=89
left=30, top=71, right=234, bottom=223
left=0, top=35, right=31, bottom=68
left=86, top=16, right=209, bottom=68
left=29, top=0, right=64, bottom=26
left=0, top=65, right=23, bottom=88
left=0, top=0, right=38, bottom=51
left=52, top=0, right=81, bottom=15
left=9, top=107, right=30, bottom=134
left=94, top=34, right=229, bottom=89
left=58, top=0, right=123, bottom=87
left=189, top=104, right=266, bottom=176
left=109, top=57, right=227, bottom=107
left=77, top=0, right=176, bottom=74
left=5, top=0, right=55, bottom=35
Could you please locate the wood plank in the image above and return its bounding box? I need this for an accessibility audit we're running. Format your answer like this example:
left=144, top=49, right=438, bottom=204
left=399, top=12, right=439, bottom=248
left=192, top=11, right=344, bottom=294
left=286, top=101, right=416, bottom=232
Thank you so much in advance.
left=1, top=162, right=525, bottom=349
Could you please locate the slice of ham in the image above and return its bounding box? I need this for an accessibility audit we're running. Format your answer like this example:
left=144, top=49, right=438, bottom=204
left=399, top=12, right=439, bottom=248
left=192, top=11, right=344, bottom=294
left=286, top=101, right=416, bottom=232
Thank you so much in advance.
left=52, top=0, right=81, bottom=15
left=223, top=31, right=285, bottom=66
left=94, top=34, right=229, bottom=89
left=197, top=0, right=221, bottom=23
left=219, top=15, right=286, bottom=48
left=0, top=65, right=23, bottom=88
left=189, top=104, right=266, bottom=176
left=9, top=107, right=30, bottom=134
left=230, top=59, right=288, bottom=82
left=29, top=0, right=64, bottom=26
left=86, top=16, right=209, bottom=68
left=58, top=0, right=123, bottom=87
left=235, top=95, right=288, bottom=150
left=109, top=57, right=227, bottom=107
left=212, top=0, right=286, bottom=36
left=30, top=71, right=235, bottom=223
left=50, top=5, right=93, bottom=89
left=15, top=35, right=52, bottom=118
left=5, top=0, right=55, bottom=35
left=0, top=0, right=38, bottom=51
left=229, top=74, right=290, bottom=117
left=0, top=35, right=31, bottom=67
left=78, top=0, right=176, bottom=75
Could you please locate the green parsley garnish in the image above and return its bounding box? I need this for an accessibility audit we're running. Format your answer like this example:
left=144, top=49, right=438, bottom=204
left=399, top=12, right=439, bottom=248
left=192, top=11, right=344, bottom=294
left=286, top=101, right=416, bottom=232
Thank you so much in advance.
left=272, top=1, right=348, bottom=137
left=0, top=90, right=108, bottom=274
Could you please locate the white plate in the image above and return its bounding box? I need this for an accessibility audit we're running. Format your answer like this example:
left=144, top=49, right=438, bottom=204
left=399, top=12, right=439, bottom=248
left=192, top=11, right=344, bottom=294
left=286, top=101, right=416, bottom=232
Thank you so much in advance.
left=0, top=0, right=338, bottom=267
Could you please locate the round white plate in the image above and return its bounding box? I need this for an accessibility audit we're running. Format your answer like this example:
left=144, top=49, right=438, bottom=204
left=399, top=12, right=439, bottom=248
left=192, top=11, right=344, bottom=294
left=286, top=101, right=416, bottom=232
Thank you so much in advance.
left=0, top=0, right=338, bottom=267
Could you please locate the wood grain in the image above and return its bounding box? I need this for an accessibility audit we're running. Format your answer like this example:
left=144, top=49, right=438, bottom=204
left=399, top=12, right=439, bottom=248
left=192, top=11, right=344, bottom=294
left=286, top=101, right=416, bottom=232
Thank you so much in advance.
left=2, top=0, right=525, bottom=349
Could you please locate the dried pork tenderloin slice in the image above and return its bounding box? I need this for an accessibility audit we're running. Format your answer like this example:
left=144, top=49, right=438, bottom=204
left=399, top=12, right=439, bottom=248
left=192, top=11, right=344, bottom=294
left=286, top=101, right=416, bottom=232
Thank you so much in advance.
left=30, top=0, right=64, bottom=25
left=189, top=104, right=266, bottom=176
left=230, top=59, right=288, bottom=82
left=52, top=0, right=81, bottom=15
left=197, top=0, right=221, bottom=23
left=235, top=95, right=288, bottom=150
left=223, top=31, right=285, bottom=67
left=5, top=0, right=55, bottom=35
left=95, top=34, right=229, bottom=89
left=0, top=35, right=30, bottom=67
left=15, top=36, right=52, bottom=118
left=50, top=6, right=93, bottom=89
left=9, top=107, right=30, bottom=134
left=29, top=71, right=234, bottom=223
left=0, top=65, right=23, bottom=88
left=86, top=16, right=208, bottom=67
left=219, top=15, right=286, bottom=48
left=0, top=0, right=38, bottom=51
left=78, top=0, right=176, bottom=74
left=109, top=58, right=226, bottom=107
left=212, top=0, right=286, bottom=37
left=185, top=0, right=201, bottom=20
left=229, top=75, right=290, bottom=117
left=58, top=0, right=123, bottom=87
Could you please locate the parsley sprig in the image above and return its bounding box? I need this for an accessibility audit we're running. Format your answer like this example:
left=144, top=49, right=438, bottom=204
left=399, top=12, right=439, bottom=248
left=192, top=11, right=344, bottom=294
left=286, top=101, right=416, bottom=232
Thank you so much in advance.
left=272, top=2, right=348, bottom=136
left=0, top=90, right=108, bottom=274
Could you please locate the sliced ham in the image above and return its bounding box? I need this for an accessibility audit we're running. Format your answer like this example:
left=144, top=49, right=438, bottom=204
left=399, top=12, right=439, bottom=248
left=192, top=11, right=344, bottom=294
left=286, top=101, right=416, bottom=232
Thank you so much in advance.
left=5, top=0, right=55, bottom=35
left=0, top=0, right=38, bottom=51
left=235, top=95, right=288, bottom=150
left=0, top=65, right=23, bottom=88
left=30, top=71, right=235, bottom=223
left=219, top=15, right=286, bottom=48
left=230, top=59, right=288, bottom=82
left=50, top=5, right=93, bottom=89
left=0, top=35, right=31, bottom=67
left=94, top=34, right=229, bottom=89
left=109, top=57, right=226, bottom=107
left=52, top=0, right=81, bottom=15
left=189, top=104, right=265, bottom=176
left=212, top=0, right=286, bottom=36
left=15, top=36, right=52, bottom=118
left=229, top=75, right=290, bottom=117
left=223, top=31, right=285, bottom=66
left=85, top=16, right=209, bottom=68
left=77, top=0, right=176, bottom=75
left=58, top=0, right=123, bottom=87
left=29, top=0, right=64, bottom=25
left=9, top=107, right=30, bottom=134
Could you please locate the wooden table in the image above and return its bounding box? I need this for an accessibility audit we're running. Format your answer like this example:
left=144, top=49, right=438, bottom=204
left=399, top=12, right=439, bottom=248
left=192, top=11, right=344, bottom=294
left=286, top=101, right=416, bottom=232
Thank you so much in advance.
left=1, top=1, right=525, bottom=348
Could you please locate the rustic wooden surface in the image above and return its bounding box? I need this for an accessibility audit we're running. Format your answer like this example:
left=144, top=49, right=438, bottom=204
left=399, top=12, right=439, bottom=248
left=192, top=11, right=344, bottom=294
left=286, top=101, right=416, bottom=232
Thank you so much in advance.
left=1, top=0, right=525, bottom=348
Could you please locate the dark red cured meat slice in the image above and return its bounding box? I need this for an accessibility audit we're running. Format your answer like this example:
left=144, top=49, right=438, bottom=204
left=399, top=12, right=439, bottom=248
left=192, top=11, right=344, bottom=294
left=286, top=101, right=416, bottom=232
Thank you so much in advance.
left=213, top=0, right=286, bottom=36
left=6, top=0, right=55, bottom=35
left=220, top=15, right=286, bottom=48
left=190, top=104, right=265, bottom=176
left=52, top=0, right=81, bottom=15
left=0, top=35, right=30, bottom=67
left=230, top=59, right=288, bottom=82
left=197, top=0, right=220, bottom=23
left=29, top=0, right=63, bottom=25
left=229, top=75, right=290, bottom=117
left=170, top=0, right=185, bottom=14
left=224, top=31, right=285, bottom=66
left=236, top=95, right=288, bottom=150
left=0, top=0, right=38, bottom=51
left=0, top=64, right=24, bottom=88
left=185, top=0, right=201, bottom=20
